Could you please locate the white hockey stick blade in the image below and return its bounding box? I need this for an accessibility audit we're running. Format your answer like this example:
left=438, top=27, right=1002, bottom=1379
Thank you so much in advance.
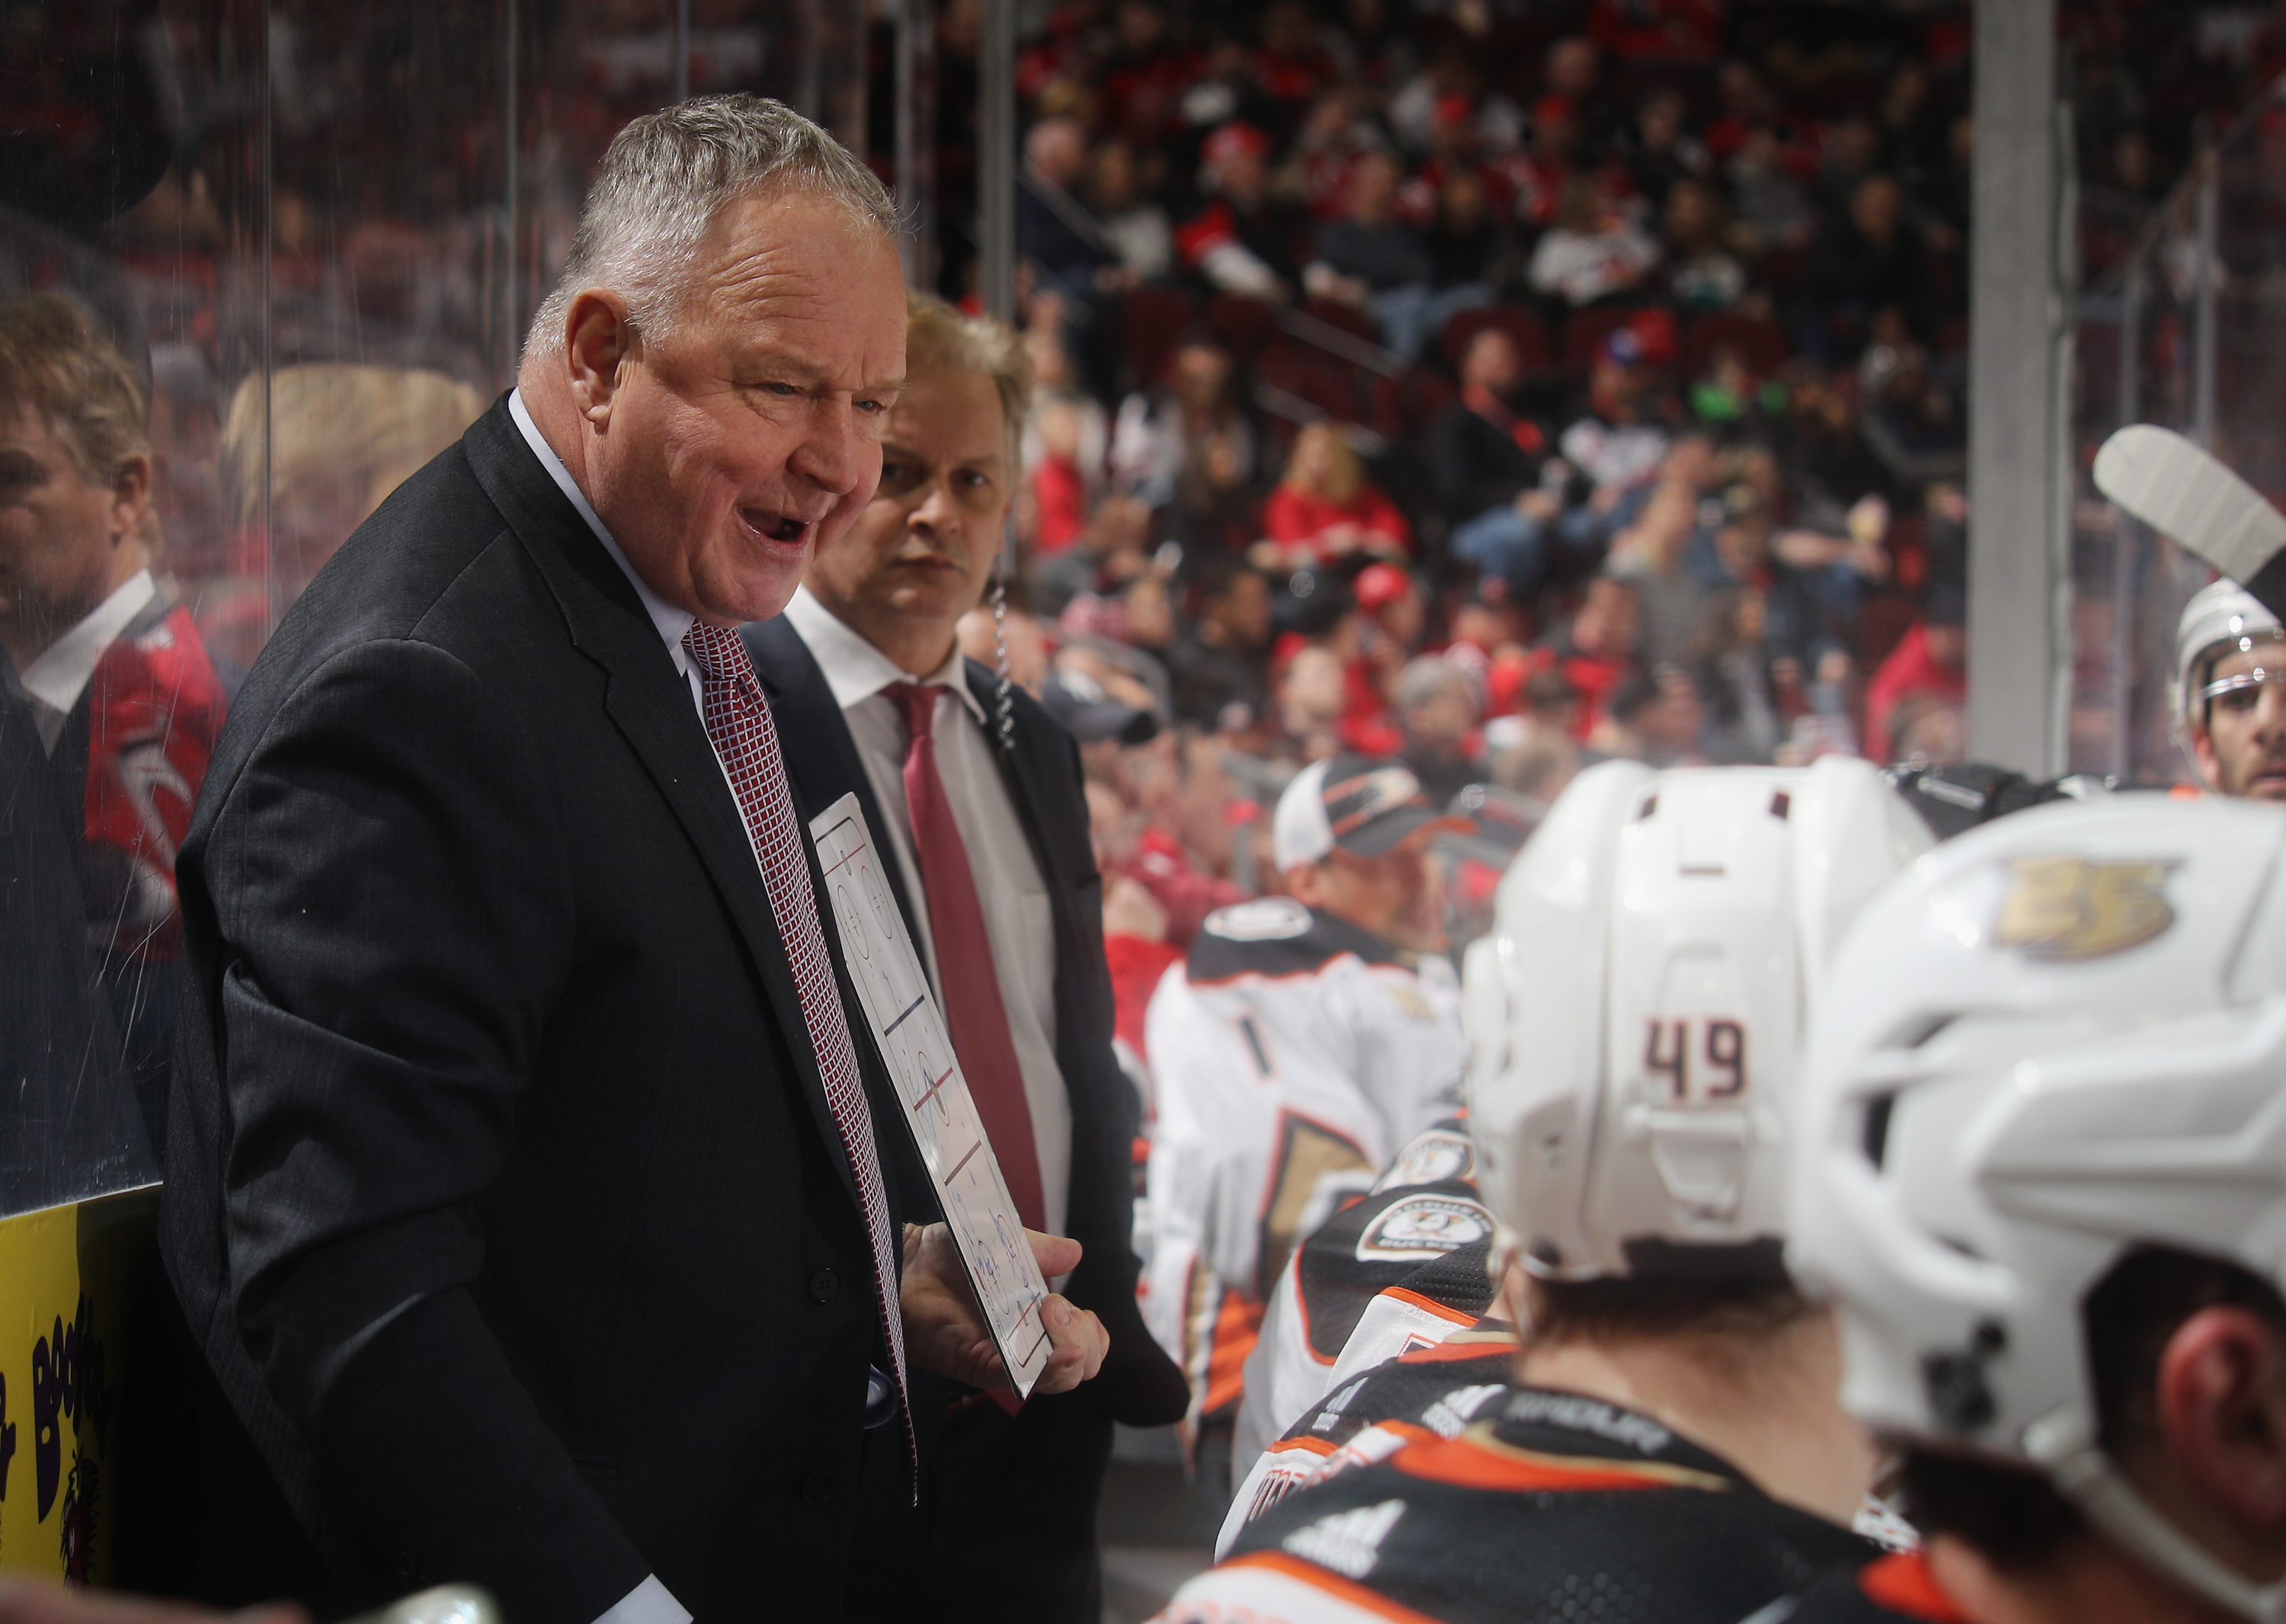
left=2093, top=424, right=2286, bottom=589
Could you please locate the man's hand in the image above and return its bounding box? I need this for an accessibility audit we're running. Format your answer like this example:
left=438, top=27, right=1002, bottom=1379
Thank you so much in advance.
left=900, top=1223, right=1110, bottom=1395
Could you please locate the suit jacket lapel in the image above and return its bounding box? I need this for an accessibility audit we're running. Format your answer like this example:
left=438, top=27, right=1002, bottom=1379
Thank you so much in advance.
left=459, top=400, right=862, bottom=1212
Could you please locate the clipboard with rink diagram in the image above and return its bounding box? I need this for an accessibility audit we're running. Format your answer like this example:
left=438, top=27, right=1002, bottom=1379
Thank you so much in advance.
left=808, top=793, right=1055, bottom=1398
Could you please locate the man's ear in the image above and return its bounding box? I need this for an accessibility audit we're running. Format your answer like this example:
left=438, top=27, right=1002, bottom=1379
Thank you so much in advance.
left=2155, top=1305, right=2286, bottom=1541
left=563, top=290, right=637, bottom=426
left=108, top=453, right=150, bottom=543
left=2188, top=719, right=2222, bottom=788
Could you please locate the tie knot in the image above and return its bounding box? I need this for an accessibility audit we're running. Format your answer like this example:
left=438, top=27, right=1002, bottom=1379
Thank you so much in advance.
left=885, top=681, right=940, bottom=745
left=681, top=621, right=742, bottom=684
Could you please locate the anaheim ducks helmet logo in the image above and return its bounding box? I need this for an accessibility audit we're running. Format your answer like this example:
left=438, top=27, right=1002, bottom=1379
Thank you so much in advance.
left=1993, top=857, right=2177, bottom=961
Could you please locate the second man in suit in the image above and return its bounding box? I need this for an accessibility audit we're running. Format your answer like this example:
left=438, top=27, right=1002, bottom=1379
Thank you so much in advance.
left=743, top=292, right=1186, bottom=1622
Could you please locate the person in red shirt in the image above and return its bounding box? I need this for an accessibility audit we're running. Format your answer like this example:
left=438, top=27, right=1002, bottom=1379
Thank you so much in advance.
left=1863, top=583, right=1966, bottom=763
left=1260, top=421, right=1412, bottom=569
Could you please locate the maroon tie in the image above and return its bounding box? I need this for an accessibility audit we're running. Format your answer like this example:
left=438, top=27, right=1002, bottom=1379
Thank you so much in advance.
left=682, top=623, right=912, bottom=1469
left=884, top=681, right=1047, bottom=1233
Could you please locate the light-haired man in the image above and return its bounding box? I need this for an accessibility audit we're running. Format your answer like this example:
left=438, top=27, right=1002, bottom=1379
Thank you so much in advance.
left=162, top=96, right=1106, bottom=1624
left=743, top=292, right=1185, bottom=1622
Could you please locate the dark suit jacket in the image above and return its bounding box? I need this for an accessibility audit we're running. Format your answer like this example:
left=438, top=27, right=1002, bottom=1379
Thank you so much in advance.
left=742, top=615, right=1185, bottom=1430
left=162, top=396, right=911, bottom=1623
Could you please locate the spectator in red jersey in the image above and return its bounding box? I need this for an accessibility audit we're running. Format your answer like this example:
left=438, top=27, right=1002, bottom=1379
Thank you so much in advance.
left=1261, top=421, right=1412, bottom=568
left=1177, top=123, right=1306, bottom=302
left=1535, top=572, right=1644, bottom=741
left=1864, top=581, right=1967, bottom=764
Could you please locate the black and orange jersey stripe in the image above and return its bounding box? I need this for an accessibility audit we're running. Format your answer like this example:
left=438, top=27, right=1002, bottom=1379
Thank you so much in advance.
left=1174, top=1384, right=1880, bottom=1624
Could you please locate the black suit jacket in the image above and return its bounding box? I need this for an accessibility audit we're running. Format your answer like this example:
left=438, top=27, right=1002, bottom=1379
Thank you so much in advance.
left=741, top=616, right=1185, bottom=1430
left=163, top=396, right=911, bottom=1623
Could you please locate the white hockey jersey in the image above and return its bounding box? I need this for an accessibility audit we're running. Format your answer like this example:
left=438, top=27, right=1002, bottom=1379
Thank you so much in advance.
left=1141, top=898, right=1467, bottom=1428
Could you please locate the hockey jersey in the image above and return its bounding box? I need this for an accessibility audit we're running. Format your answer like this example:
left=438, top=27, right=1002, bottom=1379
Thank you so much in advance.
left=1223, top=1322, right=1519, bottom=1556
left=1142, top=898, right=1467, bottom=1427
left=1162, top=1384, right=1879, bottom=1624
left=1235, top=1120, right=1495, bottom=1468
left=1752, top=1550, right=1970, bottom=1624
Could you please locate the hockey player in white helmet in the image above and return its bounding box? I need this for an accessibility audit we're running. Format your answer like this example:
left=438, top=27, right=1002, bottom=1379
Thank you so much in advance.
left=1141, top=755, right=1468, bottom=1465
left=1776, top=793, right=2286, bottom=1624
left=2176, top=578, right=2286, bottom=798
left=1159, top=756, right=1934, bottom=1622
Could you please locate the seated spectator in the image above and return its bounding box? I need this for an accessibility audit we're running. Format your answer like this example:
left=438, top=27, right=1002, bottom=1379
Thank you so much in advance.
left=1161, top=429, right=1263, bottom=557
left=1307, top=154, right=1439, bottom=357
left=1690, top=586, right=1785, bottom=764
left=1086, top=140, right=1174, bottom=283
left=1487, top=666, right=1583, bottom=804
left=1129, top=728, right=1253, bottom=942
left=1558, top=322, right=1673, bottom=492
left=1112, top=334, right=1257, bottom=508
left=1028, top=395, right=1094, bottom=555
left=1535, top=572, right=1644, bottom=740
left=1863, top=581, right=1967, bottom=764
left=1020, top=116, right=1111, bottom=304
left=1177, top=123, right=1305, bottom=302
left=1391, top=656, right=1484, bottom=804
left=1618, top=88, right=1709, bottom=209
left=1276, top=642, right=1350, bottom=761
left=1260, top=422, right=1412, bottom=568
left=1526, top=171, right=1660, bottom=308
left=1605, top=474, right=1710, bottom=669
left=1805, top=172, right=1929, bottom=360
left=1725, top=125, right=1815, bottom=257
left=1856, top=338, right=1965, bottom=486
left=1168, top=554, right=1276, bottom=729
left=1660, top=177, right=1749, bottom=310
left=1421, top=168, right=1509, bottom=327
left=1590, top=664, right=1705, bottom=764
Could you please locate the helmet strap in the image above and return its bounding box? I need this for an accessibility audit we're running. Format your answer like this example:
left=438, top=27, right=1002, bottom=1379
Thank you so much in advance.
left=2025, top=1408, right=2286, bottom=1624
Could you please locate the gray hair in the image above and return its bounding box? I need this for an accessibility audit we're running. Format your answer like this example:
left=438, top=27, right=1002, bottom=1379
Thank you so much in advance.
left=526, top=94, right=896, bottom=358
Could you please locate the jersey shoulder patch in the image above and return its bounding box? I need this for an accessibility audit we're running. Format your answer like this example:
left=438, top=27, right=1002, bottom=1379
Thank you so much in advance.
left=1189, top=902, right=1400, bottom=982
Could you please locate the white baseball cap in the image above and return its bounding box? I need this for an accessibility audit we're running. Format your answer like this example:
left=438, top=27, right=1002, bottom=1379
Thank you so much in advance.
left=1272, top=754, right=1462, bottom=873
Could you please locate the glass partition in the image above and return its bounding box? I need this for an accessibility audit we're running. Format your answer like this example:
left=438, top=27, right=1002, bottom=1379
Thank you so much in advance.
left=2073, top=78, right=2286, bottom=784
left=0, top=0, right=868, bottom=1220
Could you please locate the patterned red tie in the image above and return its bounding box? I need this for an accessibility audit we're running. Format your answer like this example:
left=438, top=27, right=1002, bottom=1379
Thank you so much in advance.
left=883, top=681, right=1047, bottom=1232
left=682, top=623, right=912, bottom=1469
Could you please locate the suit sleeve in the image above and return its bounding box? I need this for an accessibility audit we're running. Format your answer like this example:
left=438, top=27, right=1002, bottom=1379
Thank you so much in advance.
left=200, top=636, right=651, bottom=1622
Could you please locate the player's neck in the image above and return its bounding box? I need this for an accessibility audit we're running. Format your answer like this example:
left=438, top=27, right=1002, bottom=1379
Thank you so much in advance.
left=1926, top=1532, right=2240, bottom=1624
left=1514, top=1310, right=1876, bottom=1526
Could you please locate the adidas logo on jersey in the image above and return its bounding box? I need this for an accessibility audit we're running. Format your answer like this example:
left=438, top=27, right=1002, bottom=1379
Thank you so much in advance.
left=1282, top=1497, right=1407, bottom=1579
left=1421, top=1383, right=1506, bottom=1438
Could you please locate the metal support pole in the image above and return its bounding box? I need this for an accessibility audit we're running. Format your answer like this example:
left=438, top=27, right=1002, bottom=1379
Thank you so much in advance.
left=979, top=0, right=1017, bottom=322
left=2112, top=274, right=2141, bottom=781
left=501, top=0, right=520, bottom=383
left=2192, top=150, right=2220, bottom=448
left=895, top=0, right=936, bottom=288
left=1967, top=0, right=2070, bottom=775
left=673, top=0, right=690, bottom=103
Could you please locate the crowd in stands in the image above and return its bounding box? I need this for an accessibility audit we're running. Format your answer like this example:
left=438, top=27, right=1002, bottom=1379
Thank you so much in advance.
left=959, top=0, right=2003, bottom=1013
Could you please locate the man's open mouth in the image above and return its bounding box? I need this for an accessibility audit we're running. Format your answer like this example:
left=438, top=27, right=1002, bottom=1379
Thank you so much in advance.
left=741, top=508, right=813, bottom=545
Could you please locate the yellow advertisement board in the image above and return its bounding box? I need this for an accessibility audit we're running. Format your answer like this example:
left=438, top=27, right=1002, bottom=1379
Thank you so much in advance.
left=0, top=1186, right=158, bottom=1584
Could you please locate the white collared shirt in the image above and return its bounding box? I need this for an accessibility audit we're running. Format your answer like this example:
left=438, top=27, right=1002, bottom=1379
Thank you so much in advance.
left=509, top=389, right=703, bottom=713
left=781, top=586, right=1071, bottom=1242
left=19, top=568, right=157, bottom=754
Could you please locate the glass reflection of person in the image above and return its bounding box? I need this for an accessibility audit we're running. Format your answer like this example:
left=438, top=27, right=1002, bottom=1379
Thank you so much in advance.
left=0, top=291, right=228, bottom=1139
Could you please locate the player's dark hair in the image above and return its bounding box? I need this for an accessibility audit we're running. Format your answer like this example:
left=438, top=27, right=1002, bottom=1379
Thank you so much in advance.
left=1897, top=1246, right=2286, bottom=1571
left=1528, top=1270, right=1814, bottom=1345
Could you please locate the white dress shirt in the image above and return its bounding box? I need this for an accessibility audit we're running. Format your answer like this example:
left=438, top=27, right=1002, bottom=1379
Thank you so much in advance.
left=781, top=587, right=1073, bottom=1243
left=19, top=567, right=157, bottom=753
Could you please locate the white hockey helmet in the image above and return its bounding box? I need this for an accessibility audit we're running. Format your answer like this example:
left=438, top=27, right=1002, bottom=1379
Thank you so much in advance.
left=1789, top=794, right=2286, bottom=1622
left=1462, top=757, right=1933, bottom=1281
left=2175, top=578, right=2283, bottom=733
